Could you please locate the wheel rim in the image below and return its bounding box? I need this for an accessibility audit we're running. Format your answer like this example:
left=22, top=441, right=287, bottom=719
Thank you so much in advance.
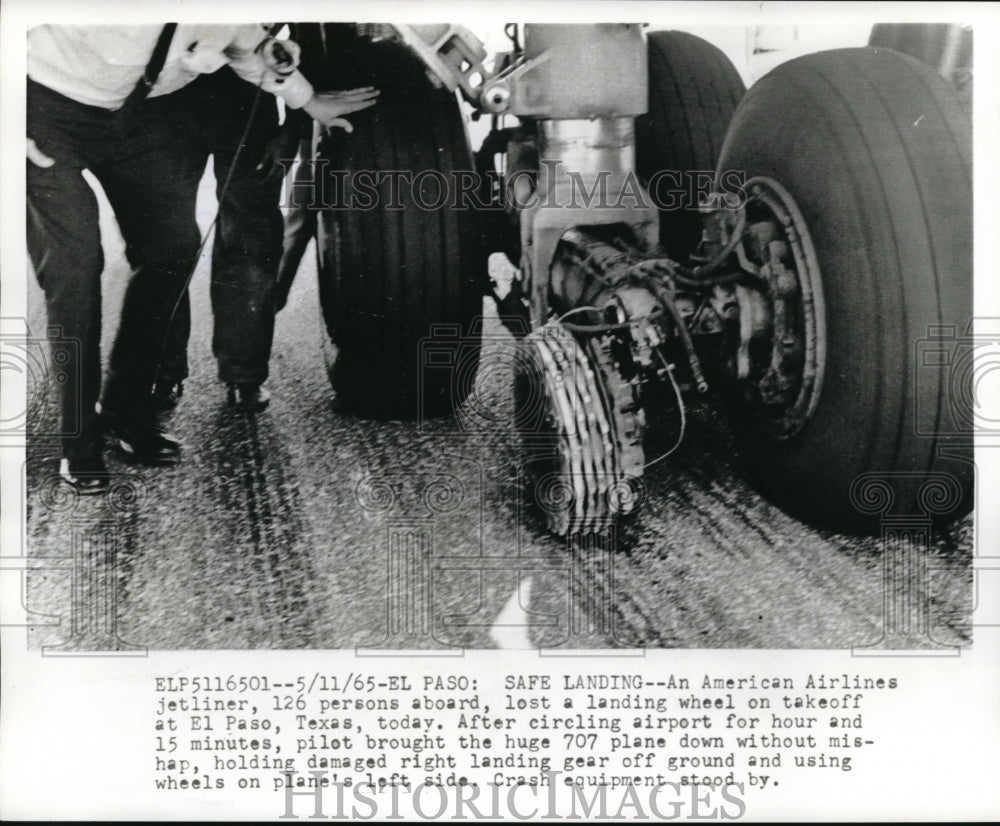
left=738, top=176, right=827, bottom=440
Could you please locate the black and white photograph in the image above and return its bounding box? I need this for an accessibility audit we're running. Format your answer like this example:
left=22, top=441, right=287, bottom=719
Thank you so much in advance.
left=1, top=0, right=998, bottom=820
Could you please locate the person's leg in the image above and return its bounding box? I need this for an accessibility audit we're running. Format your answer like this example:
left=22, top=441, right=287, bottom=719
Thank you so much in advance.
left=26, top=81, right=107, bottom=485
left=151, top=275, right=192, bottom=410
left=203, top=71, right=284, bottom=399
left=211, top=166, right=283, bottom=387
left=27, top=164, right=105, bottom=462
left=92, top=109, right=205, bottom=458
left=111, top=154, right=192, bottom=410
left=275, top=134, right=319, bottom=311
left=136, top=91, right=209, bottom=410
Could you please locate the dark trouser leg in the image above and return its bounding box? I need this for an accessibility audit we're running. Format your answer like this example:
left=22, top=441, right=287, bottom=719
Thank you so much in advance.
left=211, top=164, right=283, bottom=384
left=94, top=128, right=205, bottom=420
left=155, top=280, right=192, bottom=390
left=113, top=183, right=192, bottom=394
left=207, top=83, right=283, bottom=386
left=26, top=81, right=108, bottom=461
left=121, top=93, right=207, bottom=396
left=276, top=135, right=319, bottom=310
left=27, top=163, right=104, bottom=460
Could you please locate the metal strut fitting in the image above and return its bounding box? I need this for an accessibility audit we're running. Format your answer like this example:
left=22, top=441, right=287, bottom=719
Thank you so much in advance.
left=495, top=25, right=664, bottom=536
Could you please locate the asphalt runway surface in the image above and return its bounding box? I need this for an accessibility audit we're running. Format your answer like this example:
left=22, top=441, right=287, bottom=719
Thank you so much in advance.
left=23, top=170, right=974, bottom=652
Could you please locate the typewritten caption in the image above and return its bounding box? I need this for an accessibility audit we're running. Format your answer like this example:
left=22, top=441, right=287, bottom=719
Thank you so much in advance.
left=152, top=667, right=899, bottom=818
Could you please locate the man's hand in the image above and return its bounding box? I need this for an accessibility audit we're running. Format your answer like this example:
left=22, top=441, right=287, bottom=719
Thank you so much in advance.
left=302, top=87, right=380, bottom=133
left=256, top=130, right=301, bottom=181
left=27, top=138, right=55, bottom=168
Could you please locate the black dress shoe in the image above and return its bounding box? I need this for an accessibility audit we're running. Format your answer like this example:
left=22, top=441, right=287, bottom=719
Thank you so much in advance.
left=154, top=380, right=184, bottom=412
left=98, top=409, right=182, bottom=465
left=226, top=383, right=270, bottom=413
left=58, top=455, right=110, bottom=495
